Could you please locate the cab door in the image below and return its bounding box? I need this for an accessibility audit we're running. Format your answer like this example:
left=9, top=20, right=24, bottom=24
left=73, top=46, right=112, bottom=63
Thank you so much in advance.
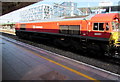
left=89, top=22, right=110, bottom=38
left=92, top=23, right=105, bottom=38
left=104, top=23, right=111, bottom=38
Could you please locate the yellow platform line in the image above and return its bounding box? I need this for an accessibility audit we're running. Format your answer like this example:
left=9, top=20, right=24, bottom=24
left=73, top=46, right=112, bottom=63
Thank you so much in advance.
left=29, top=50, right=99, bottom=82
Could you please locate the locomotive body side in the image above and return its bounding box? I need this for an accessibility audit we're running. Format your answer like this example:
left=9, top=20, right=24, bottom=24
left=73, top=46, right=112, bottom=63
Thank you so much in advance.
left=15, top=13, right=120, bottom=55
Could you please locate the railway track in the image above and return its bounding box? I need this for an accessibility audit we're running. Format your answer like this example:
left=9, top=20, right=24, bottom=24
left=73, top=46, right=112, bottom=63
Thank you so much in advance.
left=1, top=32, right=120, bottom=75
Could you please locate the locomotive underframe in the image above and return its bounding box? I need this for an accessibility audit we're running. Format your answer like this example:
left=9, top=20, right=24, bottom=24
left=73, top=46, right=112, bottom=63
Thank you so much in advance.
left=16, top=30, right=117, bottom=55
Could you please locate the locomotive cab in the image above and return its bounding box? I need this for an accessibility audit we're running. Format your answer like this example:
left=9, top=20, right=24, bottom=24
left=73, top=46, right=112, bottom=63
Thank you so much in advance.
left=15, top=13, right=120, bottom=55
left=90, top=13, right=120, bottom=47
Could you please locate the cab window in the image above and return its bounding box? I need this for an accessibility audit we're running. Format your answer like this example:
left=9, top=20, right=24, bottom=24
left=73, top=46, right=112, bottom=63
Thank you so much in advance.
left=112, top=22, right=119, bottom=31
left=99, top=23, right=104, bottom=31
left=93, top=23, right=98, bottom=30
left=93, top=23, right=104, bottom=31
left=20, top=24, right=26, bottom=30
left=105, top=23, right=109, bottom=31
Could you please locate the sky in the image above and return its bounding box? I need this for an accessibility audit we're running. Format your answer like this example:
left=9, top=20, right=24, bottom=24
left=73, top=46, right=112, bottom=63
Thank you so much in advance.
left=30, top=0, right=120, bottom=7
left=0, top=0, right=119, bottom=23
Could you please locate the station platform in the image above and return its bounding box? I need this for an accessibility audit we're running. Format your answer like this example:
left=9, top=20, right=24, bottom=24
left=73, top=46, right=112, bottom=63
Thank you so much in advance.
left=1, top=35, right=120, bottom=81
left=0, top=29, right=15, bottom=35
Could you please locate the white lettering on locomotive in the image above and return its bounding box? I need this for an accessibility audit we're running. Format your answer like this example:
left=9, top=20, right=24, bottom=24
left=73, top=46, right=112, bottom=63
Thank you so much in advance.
left=33, top=25, right=43, bottom=28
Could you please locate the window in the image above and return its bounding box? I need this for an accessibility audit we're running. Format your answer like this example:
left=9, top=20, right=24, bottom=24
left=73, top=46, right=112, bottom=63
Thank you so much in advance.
left=118, top=23, right=120, bottom=29
left=112, top=22, right=119, bottom=31
left=93, top=23, right=104, bottom=31
left=69, top=25, right=80, bottom=35
left=93, top=23, right=98, bottom=30
left=20, top=24, right=26, bottom=28
left=60, top=25, right=69, bottom=34
left=99, top=23, right=104, bottom=31
left=20, top=24, right=26, bottom=30
left=106, top=23, right=109, bottom=31
left=59, top=25, right=80, bottom=35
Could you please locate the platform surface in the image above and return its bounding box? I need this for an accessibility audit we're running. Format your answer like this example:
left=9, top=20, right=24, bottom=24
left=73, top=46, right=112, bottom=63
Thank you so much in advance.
left=1, top=35, right=120, bottom=81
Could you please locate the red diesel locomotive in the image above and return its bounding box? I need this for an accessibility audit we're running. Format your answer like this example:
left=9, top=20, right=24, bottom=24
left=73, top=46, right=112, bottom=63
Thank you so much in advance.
left=15, top=13, right=120, bottom=55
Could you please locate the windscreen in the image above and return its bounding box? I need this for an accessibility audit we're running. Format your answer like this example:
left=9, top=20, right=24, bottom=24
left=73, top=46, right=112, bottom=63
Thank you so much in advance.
left=112, top=18, right=120, bottom=31
left=112, top=22, right=120, bottom=31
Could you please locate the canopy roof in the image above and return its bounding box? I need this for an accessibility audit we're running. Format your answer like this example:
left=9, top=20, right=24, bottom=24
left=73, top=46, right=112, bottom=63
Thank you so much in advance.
left=0, top=22, right=16, bottom=25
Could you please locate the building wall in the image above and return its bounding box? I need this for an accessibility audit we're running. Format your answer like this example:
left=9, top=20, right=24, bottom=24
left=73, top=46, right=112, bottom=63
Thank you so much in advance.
left=53, top=2, right=83, bottom=17
left=19, top=2, right=84, bottom=22
left=20, top=4, right=53, bottom=22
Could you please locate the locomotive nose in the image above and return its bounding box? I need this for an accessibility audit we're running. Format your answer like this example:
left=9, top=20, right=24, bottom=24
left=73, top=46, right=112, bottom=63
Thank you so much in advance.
left=110, top=32, right=120, bottom=46
left=115, top=32, right=120, bottom=47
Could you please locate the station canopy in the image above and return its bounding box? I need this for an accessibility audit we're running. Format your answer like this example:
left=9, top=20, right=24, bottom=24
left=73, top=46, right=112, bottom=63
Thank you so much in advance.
left=0, top=22, right=16, bottom=25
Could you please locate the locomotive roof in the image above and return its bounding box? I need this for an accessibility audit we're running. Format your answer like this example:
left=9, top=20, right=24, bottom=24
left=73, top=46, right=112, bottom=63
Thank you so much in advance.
left=91, top=13, right=119, bottom=22
left=19, top=14, right=95, bottom=24
left=19, top=13, right=118, bottom=24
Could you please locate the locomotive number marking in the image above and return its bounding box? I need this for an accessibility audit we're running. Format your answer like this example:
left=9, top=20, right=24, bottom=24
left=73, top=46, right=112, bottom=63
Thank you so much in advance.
left=94, top=33, right=102, bottom=35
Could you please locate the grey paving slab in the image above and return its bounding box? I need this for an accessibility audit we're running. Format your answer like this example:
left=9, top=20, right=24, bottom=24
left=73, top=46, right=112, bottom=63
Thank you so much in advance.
left=3, top=41, right=49, bottom=65
left=46, top=62, right=88, bottom=80
left=2, top=46, right=32, bottom=77
left=2, top=58, right=21, bottom=80
left=3, top=53, right=31, bottom=78
left=3, top=39, right=45, bottom=63
left=21, top=65, right=54, bottom=80
left=107, top=75, right=119, bottom=80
